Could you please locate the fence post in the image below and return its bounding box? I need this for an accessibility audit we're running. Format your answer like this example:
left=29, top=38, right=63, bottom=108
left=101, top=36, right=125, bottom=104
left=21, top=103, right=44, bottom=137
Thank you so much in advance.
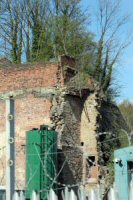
left=20, top=191, right=25, bottom=200
left=69, top=190, right=77, bottom=200
left=89, top=188, right=97, bottom=200
left=48, top=189, right=58, bottom=200
left=78, top=185, right=86, bottom=200
left=62, top=187, right=70, bottom=200
left=130, top=179, right=133, bottom=200
left=13, top=191, right=19, bottom=200
left=31, top=191, right=37, bottom=200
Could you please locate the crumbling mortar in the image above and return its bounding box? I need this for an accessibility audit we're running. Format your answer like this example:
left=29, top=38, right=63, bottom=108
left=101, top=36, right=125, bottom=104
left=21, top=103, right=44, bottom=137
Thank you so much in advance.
left=87, top=89, right=105, bottom=184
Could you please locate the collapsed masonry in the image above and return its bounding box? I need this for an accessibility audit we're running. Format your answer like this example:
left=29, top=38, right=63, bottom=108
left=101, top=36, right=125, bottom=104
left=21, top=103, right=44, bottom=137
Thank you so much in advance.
left=0, top=56, right=128, bottom=194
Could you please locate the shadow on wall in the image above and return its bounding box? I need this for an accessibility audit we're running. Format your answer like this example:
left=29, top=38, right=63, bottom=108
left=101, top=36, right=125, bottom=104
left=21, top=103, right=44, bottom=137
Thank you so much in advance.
left=57, top=148, right=82, bottom=200
left=60, top=95, right=84, bottom=146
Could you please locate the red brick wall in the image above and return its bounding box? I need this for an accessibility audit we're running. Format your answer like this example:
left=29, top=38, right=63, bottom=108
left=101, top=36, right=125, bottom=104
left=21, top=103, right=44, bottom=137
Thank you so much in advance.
left=0, top=59, right=77, bottom=188
left=0, top=94, right=53, bottom=188
left=0, top=63, right=60, bottom=188
left=0, top=63, right=59, bottom=93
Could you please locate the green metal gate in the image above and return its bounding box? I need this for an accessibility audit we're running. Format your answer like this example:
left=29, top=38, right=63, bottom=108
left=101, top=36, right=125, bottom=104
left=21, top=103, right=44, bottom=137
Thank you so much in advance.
left=26, top=125, right=57, bottom=199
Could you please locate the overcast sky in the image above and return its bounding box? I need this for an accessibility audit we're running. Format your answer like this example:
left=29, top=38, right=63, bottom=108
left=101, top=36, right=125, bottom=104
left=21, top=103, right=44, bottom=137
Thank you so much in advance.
left=83, top=0, right=133, bottom=102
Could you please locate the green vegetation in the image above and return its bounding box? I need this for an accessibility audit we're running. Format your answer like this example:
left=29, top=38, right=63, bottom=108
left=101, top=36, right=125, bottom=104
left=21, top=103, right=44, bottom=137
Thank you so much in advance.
left=0, top=0, right=95, bottom=65
left=119, top=100, right=133, bottom=132
left=98, top=101, right=130, bottom=186
left=0, top=0, right=129, bottom=98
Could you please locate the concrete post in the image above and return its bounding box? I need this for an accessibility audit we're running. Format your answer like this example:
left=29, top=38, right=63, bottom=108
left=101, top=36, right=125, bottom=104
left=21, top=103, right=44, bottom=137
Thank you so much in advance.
left=6, top=97, right=15, bottom=200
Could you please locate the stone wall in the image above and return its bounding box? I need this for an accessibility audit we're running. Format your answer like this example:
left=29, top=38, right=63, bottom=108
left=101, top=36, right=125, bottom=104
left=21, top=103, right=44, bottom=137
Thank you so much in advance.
left=50, top=93, right=84, bottom=186
left=50, top=89, right=100, bottom=190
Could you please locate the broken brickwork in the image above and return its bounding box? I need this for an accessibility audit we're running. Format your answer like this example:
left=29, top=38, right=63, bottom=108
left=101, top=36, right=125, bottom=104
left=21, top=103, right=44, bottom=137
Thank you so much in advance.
left=0, top=56, right=100, bottom=192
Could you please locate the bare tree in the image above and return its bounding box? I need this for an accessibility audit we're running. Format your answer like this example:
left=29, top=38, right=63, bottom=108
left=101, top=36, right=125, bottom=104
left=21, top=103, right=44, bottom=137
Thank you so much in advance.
left=0, top=0, right=51, bottom=62
left=93, top=0, right=130, bottom=97
left=0, top=0, right=95, bottom=64
left=0, top=0, right=24, bottom=63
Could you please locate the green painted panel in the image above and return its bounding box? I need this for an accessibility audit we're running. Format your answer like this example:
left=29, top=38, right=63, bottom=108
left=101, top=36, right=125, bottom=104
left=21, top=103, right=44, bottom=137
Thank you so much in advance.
left=26, top=126, right=57, bottom=200
left=40, top=126, right=57, bottom=199
left=26, top=129, right=41, bottom=199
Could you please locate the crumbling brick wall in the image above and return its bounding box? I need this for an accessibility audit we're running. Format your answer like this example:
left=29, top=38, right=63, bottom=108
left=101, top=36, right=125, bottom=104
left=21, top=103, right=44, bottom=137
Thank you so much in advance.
left=50, top=94, right=84, bottom=186
left=0, top=56, right=100, bottom=191
left=0, top=62, right=61, bottom=188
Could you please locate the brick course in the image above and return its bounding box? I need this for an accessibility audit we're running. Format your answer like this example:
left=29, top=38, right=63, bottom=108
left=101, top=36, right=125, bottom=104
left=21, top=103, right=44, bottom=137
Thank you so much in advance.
left=0, top=63, right=59, bottom=93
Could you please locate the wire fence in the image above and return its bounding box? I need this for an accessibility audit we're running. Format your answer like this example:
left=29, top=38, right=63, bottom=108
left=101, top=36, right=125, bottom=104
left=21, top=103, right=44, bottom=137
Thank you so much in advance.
left=0, top=131, right=132, bottom=197
left=0, top=92, right=132, bottom=199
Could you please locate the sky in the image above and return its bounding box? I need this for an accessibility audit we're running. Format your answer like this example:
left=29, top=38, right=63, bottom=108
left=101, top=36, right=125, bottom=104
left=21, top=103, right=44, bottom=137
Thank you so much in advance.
left=83, top=0, right=133, bottom=103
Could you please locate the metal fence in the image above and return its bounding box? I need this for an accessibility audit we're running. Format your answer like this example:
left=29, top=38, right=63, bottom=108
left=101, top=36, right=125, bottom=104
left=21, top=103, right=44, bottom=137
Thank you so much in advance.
left=1, top=182, right=133, bottom=200
left=0, top=186, right=101, bottom=200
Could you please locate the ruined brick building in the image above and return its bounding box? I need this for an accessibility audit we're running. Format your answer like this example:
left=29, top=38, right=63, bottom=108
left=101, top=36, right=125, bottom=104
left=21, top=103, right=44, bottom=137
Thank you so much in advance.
left=0, top=56, right=128, bottom=194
